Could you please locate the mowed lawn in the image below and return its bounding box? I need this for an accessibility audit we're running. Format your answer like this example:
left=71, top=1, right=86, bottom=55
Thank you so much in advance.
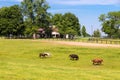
left=0, top=39, right=120, bottom=80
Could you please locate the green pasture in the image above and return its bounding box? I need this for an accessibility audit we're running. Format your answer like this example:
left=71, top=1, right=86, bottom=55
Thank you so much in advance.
left=0, top=39, right=120, bottom=80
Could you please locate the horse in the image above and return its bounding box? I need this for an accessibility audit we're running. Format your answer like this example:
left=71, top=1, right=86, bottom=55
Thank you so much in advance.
left=39, top=52, right=50, bottom=58
left=92, top=58, right=103, bottom=65
left=69, top=54, right=79, bottom=60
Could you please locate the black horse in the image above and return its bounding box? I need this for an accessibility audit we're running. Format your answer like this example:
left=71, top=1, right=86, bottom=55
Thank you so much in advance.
left=69, top=54, right=79, bottom=60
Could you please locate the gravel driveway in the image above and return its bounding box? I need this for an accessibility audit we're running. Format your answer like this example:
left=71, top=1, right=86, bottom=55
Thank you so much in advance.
left=42, top=40, right=120, bottom=48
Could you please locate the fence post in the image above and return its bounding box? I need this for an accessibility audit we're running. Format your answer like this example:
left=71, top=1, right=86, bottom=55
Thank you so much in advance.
left=96, top=39, right=98, bottom=43
left=110, top=41, right=112, bottom=44
left=106, top=40, right=107, bottom=44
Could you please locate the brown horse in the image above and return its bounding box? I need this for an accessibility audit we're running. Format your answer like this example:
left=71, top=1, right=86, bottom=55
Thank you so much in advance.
left=69, top=54, right=79, bottom=60
left=92, top=58, right=103, bottom=65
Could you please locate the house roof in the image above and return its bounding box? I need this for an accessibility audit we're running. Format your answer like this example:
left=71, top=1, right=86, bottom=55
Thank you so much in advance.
left=52, top=31, right=60, bottom=35
left=38, top=28, right=44, bottom=32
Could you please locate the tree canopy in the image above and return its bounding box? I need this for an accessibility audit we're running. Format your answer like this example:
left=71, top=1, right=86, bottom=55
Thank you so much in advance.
left=21, top=0, right=51, bottom=37
left=99, top=11, right=120, bottom=38
left=0, top=5, right=24, bottom=37
left=52, top=13, right=81, bottom=38
left=93, top=29, right=101, bottom=37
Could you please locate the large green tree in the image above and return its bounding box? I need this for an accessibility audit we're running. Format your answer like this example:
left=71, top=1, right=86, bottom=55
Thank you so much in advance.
left=21, top=0, right=51, bottom=37
left=0, top=5, right=24, bottom=37
left=99, top=11, right=120, bottom=38
left=52, top=13, right=81, bottom=38
left=62, top=13, right=80, bottom=35
left=52, top=13, right=63, bottom=28
left=52, top=13, right=64, bottom=36
left=34, top=0, right=51, bottom=27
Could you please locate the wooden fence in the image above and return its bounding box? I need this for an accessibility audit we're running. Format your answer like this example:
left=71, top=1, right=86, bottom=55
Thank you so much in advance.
left=43, top=38, right=120, bottom=45
left=87, top=38, right=120, bottom=45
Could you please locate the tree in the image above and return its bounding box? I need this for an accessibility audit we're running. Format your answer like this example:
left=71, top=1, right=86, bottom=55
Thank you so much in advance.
left=99, top=11, right=120, bottom=38
left=52, top=13, right=81, bottom=38
left=0, top=5, right=24, bottom=37
left=21, top=0, right=34, bottom=24
left=62, top=13, right=81, bottom=36
left=52, top=13, right=63, bottom=28
left=99, top=14, right=106, bottom=22
left=34, top=0, right=51, bottom=27
left=21, top=0, right=51, bottom=38
left=82, top=26, right=87, bottom=37
left=52, top=13, right=64, bottom=37
left=93, top=29, right=101, bottom=37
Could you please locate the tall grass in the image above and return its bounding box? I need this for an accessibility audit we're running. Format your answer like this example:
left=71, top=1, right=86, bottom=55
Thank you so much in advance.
left=0, top=39, right=120, bottom=80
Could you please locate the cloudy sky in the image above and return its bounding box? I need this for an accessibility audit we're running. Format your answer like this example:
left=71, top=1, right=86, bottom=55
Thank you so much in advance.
left=0, top=0, right=120, bottom=35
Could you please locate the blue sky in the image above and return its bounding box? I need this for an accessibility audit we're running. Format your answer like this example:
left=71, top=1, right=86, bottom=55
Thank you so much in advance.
left=0, top=0, right=120, bottom=35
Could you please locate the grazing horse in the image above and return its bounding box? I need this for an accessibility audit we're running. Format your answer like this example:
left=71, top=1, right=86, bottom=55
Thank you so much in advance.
left=39, top=52, right=50, bottom=58
left=92, top=58, right=103, bottom=65
left=44, top=52, right=51, bottom=57
left=69, top=54, right=79, bottom=60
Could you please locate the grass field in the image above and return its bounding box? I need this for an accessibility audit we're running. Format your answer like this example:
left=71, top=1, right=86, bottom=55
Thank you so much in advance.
left=0, top=39, right=120, bottom=80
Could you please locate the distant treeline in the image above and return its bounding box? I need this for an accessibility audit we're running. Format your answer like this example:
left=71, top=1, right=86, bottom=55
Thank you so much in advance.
left=0, top=0, right=120, bottom=39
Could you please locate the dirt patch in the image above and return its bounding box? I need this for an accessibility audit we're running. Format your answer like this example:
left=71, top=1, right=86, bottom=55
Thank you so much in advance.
left=41, top=40, right=120, bottom=48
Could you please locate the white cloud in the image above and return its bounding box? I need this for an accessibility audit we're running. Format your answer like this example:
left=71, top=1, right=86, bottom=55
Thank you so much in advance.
left=47, top=0, right=120, bottom=5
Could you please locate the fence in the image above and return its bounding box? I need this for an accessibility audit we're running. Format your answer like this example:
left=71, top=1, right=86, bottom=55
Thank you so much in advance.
left=79, top=38, right=120, bottom=45
left=87, top=38, right=120, bottom=45
left=41, top=38, right=120, bottom=45
left=1, top=37, right=120, bottom=45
